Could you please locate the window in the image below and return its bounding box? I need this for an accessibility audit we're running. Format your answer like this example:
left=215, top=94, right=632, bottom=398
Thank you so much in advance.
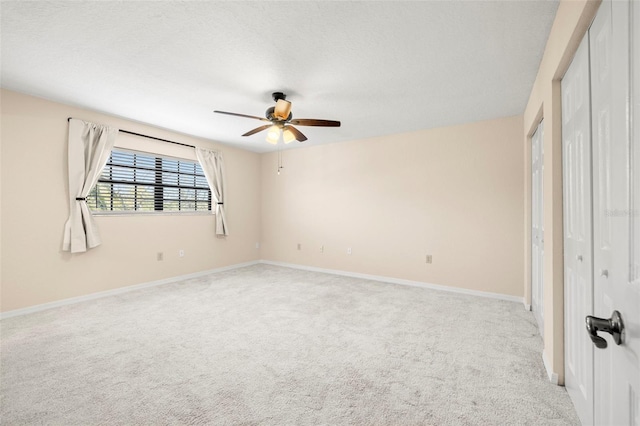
left=87, top=149, right=211, bottom=213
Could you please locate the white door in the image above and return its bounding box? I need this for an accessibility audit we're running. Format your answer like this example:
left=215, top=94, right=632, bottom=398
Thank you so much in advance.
left=562, top=34, right=594, bottom=426
left=590, top=0, right=640, bottom=423
left=531, top=120, right=545, bottom=335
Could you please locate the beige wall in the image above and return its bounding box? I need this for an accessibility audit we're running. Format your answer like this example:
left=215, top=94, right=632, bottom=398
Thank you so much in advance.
left=1, top=90, right=524, bottom=314
left=260, top=116, right=524, bottom=297
left=523, top=0, right=601, bottom=384
left=0, top=89, right=261, bottom=312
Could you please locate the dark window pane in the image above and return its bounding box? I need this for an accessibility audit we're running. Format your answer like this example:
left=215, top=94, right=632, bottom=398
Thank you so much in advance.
left=89, top=149, right=212, bottom=213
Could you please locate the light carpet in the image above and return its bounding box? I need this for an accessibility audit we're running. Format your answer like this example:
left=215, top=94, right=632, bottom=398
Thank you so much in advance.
left=0, top=264, right=579, bottom=425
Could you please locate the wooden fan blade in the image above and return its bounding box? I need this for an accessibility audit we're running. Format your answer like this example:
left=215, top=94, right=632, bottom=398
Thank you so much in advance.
left=274, top=99, right=292, bottom=120
left=289, top=119, right=341, bottom=127
left=214, top=110, right=270, bottom=122
left=286, top=125, right=308, bottom=142
left=242, top=124, right=272, bottom=137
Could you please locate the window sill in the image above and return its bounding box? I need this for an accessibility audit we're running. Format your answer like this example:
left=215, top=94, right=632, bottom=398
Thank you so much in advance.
left=91, top=211, right=214, bottom=217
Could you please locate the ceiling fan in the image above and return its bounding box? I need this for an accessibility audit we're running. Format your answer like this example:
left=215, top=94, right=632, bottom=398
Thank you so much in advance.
left=214, top=92, right=341, bottom=144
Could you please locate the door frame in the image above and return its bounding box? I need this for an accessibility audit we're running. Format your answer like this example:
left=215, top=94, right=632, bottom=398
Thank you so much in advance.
left=531, top=119, right=545, bottom=336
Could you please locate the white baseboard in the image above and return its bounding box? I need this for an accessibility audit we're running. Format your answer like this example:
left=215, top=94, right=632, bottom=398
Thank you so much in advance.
left=0, top=260, right=259, bottom=320
left=542, top=350, right=559, bottom=385
left=2, top=259, right=525, bottom=320
left=259, top=260, right=524, bottom=304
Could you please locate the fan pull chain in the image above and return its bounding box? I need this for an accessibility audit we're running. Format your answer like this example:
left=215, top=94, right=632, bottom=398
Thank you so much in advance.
left=277, top=144, right=283, bottom=175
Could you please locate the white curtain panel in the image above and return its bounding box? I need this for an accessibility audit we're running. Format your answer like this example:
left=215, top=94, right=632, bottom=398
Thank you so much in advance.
left=62, top=119, right=118, bottom=253
left=195, top=148, right=228, bottom=236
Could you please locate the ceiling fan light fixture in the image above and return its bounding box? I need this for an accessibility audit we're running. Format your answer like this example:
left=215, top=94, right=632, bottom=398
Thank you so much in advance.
left=274, top=99, right=292, bottom=120
left=266, top=125, right=280, bottom=144
left=282, top=128, right=296, bottom=144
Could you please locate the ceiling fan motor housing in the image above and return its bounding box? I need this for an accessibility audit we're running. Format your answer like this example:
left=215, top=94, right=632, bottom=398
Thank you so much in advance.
left=265, top=106, right=292, bottom=122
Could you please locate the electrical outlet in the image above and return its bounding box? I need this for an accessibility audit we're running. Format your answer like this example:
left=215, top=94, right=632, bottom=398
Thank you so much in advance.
left=347, top=247, right=352, bottom=255
left=179, top=249, right=185, bottom=257
left=297, top=243, right=301, bottom=250
left=320, top=245, right=324, bottom=253
left=426, top=254, right=433, bottom=264
left=255, top=242, right=260, bottom=249
left=157, top=252, right=163, bottom=261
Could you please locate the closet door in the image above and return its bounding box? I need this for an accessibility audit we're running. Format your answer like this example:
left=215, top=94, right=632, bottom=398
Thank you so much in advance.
left=531, top=120, right=544, bottom=335
left=562, top=34, right=594, bottom=426
left=591, top=0, right=640, bottom=423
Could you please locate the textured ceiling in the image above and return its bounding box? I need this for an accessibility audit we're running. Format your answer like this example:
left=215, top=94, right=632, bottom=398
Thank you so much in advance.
left=1, top=1, right=558, bottom=153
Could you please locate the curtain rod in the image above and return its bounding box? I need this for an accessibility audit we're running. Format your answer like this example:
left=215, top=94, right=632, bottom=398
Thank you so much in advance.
left=67, top=117, right=195, bottom=149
